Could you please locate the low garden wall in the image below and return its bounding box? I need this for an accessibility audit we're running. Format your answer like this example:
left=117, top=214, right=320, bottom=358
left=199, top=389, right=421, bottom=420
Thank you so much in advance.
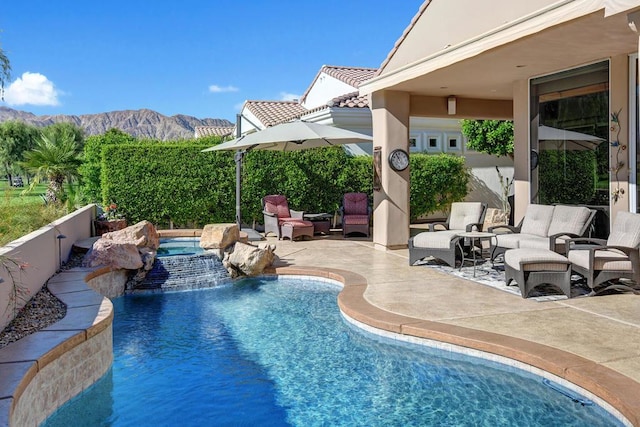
left=0, top=204, right=96, bottom=331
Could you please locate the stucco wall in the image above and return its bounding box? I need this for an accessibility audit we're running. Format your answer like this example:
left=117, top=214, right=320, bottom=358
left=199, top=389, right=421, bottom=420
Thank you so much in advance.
left=0, top=204, right=96, bottom=331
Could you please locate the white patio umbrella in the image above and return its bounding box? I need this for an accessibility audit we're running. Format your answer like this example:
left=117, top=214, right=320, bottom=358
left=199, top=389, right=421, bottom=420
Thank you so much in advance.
left=202, top=120, right=373, bottom=229
left=538, top=125, right=604, bottom=150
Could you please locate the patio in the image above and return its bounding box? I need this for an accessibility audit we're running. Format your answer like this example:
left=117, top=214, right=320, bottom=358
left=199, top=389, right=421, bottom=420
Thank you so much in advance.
left=266, top=229, right=640, bottom=421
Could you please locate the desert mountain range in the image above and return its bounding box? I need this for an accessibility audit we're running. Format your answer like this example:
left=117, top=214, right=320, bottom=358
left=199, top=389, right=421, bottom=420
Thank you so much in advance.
left=0, top=106, right=233, bottom=140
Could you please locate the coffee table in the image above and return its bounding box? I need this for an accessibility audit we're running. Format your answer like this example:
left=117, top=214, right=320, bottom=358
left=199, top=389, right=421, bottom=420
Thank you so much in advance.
left=456, top=231, right=496, bottom=277
left=303, top=213, right=333, bottom=235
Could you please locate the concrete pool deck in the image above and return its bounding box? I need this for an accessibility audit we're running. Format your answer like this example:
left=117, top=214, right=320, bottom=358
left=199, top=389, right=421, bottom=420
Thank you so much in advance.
left=2, top=228, right=639, bottom=425
left=264, top=232, right=640, bottom=425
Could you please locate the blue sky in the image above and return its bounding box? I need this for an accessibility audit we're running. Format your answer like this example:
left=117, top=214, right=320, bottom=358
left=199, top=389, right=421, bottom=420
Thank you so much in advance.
left=0, top=1, right=422, bottom=122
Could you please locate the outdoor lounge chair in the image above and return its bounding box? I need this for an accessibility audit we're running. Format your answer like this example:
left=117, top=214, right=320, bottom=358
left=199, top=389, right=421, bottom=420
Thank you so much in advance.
left=489, top=204, right=596, bottom=261
left=409, top=202, right=487, bottom=267
left=262, top=195, right=314, bottom=241
left=340, top=192, right=372, bottom=237
left=567, top=211, right=640, bottom=295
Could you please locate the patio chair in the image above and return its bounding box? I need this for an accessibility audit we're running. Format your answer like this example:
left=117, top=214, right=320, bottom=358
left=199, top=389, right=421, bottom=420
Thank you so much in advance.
left=566, top=211, right=640, bottom=295
left=409, top=202, right=487, bottom=267
left=340, top=192, right=372, bottom=237
left=262, top=195, right=314, bottom=241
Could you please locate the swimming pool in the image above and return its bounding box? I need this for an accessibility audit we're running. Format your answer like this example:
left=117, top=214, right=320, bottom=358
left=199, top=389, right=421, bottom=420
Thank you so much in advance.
left=156, top=237, right=205, bottom=257
left=43, top=277, right=624, bottom=426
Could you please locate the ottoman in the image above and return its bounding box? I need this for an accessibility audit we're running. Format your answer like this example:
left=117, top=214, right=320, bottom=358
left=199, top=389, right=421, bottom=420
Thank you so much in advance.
left=280, top=220, right=314, bottom=241
left=504, top=248, right=572, bottom=298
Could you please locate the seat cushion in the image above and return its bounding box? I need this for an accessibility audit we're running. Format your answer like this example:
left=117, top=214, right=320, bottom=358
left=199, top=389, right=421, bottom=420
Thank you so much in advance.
left=518, top=235, right=551, bottom=250
left=548, top=205, right=592, bottom=237
left=607, top=211, right=640, bottom=248
left=412, top=230, right=458, bottom=249
left=519, top=204, right=554, bottom=237
left=343, top=193, right=369, bottom=215
left=264, top=195, right=291, bottom=218
left=448, top=202, right=484, bottom=231
left=492, top=233, right=522, bottom=249
left=505, top=248, right=569, bottom=272
left=568, top=248, right=633, bottom=271
left=280, top=218, right=314, bottom=228
left=343, top=214, right=369, bottom=225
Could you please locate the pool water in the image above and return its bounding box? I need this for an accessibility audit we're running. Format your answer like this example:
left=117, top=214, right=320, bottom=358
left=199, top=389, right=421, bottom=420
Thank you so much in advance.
left=156, top=237, right=204, bottom=257
left=43, top=277, right=623, bottom=426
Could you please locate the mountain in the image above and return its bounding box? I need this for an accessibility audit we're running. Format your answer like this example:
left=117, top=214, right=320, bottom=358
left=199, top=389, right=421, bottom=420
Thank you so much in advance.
left=0, top=107, right=233, bottom=140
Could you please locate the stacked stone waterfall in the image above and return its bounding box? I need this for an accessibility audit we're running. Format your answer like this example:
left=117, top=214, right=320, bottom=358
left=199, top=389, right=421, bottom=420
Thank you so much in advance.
left=83, top=221, right=276, bottom=293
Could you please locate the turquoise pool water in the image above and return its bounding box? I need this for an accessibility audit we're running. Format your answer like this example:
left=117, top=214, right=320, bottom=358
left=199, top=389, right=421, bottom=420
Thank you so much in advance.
left=156, top=237, right=204, bottom=257
left=43, top=277, right=623, bottom=426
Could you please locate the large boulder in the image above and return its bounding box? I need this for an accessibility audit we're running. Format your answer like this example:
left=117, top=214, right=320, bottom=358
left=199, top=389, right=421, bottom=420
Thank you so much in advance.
left=84, top=239, right=144, bottom=269
left=200, top=223, right=239, bottom=250
left=83, top=220, right=159, bottom=271
left=102, top=220, right=160, bottom=249
left=223, top=242, right=275, bottom=278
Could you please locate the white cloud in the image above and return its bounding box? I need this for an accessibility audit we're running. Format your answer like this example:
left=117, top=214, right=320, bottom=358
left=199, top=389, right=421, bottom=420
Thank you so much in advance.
left=280, top=92, right=300, bottom=101
left=4, top=72, right=60, bottom=106
left=208, top=84, right=239, bottom=93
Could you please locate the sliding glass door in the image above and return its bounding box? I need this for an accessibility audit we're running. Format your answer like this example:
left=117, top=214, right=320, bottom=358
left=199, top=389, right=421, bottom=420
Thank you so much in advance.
left=530, top=61, right=610, bottom=237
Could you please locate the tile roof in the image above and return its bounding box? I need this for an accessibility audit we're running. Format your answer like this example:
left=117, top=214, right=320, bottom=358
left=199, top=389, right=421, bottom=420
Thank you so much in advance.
left=244, top=100, right=308, bottom=128
left=301, top=65, right=377, bottom=103
left=321, top=65, right=377, bottom=87
left=194, top=125, right=235, bottom=138
left=376, top=2, right=429, bottom=76
left=327, top=91, right=369, bottom=108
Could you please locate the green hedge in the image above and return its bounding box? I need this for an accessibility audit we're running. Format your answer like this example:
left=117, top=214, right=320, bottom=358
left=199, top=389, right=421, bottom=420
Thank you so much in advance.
left=409, top=153, right=469, bottom=221
left=98, top=142, right=469, bottom=228
left=538, top=149, right=596, bottom=205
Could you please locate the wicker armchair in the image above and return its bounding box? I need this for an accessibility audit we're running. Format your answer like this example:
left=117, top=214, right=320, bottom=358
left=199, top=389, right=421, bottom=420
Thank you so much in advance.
left=409, top=202, right=487, bottom=267
left=567, top=211, right=640, bottom=295
left=340, top=193, right=372, bottom=237
left=262, top=195, right=314, bottom=241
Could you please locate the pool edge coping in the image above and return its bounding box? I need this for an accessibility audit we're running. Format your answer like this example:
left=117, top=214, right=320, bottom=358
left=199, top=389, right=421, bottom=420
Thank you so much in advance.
left=0, top=267, right=114, bottom=427
left=269, top=265, right=640, bottom=427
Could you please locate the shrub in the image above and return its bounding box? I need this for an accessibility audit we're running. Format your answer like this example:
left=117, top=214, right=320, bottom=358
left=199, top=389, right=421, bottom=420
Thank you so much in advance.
left=409, top=153, right=469, bottom=221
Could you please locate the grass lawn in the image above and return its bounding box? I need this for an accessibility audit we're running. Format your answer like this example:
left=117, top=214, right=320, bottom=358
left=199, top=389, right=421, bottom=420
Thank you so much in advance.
left=0, top=180, right=70, bottom=246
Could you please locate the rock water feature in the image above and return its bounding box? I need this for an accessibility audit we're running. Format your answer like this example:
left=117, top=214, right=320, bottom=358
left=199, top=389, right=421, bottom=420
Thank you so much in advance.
left=130, top=253, right=231, bottom=292
left=85, top=222, right=275, bottom=294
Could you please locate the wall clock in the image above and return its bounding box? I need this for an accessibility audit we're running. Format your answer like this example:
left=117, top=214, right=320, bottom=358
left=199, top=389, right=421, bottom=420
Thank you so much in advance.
left=388, top=149, right=409, bottom=172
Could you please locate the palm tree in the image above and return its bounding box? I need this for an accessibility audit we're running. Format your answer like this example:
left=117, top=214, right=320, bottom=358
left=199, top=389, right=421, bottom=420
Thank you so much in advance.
left=0, top=42, right=11, bottom=100
left=20, top=127, right=83, bottom=204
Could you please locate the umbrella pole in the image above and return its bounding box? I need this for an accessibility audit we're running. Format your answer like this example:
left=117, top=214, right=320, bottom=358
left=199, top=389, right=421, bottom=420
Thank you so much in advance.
left=234, top=150, right=245, bottom=230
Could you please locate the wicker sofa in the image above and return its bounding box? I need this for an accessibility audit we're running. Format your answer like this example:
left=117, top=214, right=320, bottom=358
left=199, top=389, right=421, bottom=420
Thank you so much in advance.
left=489, top=204, right=596, bottom=261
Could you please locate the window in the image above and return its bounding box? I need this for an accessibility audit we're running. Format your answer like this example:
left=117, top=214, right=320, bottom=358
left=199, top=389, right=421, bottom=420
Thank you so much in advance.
left=409, top=133, right=422, bottom=152
left=425, top=134, right=441, bottom=152
left=444, top=133, right=462, bottom=152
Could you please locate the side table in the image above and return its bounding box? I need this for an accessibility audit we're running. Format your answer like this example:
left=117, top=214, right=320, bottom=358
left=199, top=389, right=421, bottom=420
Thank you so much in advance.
left=303, top=213, right=333, bottom=235
left=456, top=231, right=496, bottom=277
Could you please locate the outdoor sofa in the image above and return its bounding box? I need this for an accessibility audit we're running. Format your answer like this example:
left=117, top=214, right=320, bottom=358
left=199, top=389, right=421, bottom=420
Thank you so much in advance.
left=489, top=204, right=596, bottom=261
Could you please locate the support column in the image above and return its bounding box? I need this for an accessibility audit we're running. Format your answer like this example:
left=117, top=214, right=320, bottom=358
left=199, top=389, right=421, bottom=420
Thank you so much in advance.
left=512, top=79, right=530, bottom=224
left=371, top=90, right=410, bottom=250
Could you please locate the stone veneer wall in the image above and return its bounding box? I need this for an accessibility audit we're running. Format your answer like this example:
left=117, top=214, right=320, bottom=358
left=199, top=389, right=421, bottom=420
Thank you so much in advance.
left=9, top=328, right=113, bottom=426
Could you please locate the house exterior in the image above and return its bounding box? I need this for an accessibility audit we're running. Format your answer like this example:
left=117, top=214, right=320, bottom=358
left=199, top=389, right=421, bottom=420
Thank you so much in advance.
left=209, top=64, right=513, bottom=211
left=359, top=0, right=640, bottom=250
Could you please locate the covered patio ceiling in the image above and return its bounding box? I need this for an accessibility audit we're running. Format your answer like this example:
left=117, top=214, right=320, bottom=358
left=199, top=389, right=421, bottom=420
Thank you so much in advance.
left=363, top=9, right=639, bottom=101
